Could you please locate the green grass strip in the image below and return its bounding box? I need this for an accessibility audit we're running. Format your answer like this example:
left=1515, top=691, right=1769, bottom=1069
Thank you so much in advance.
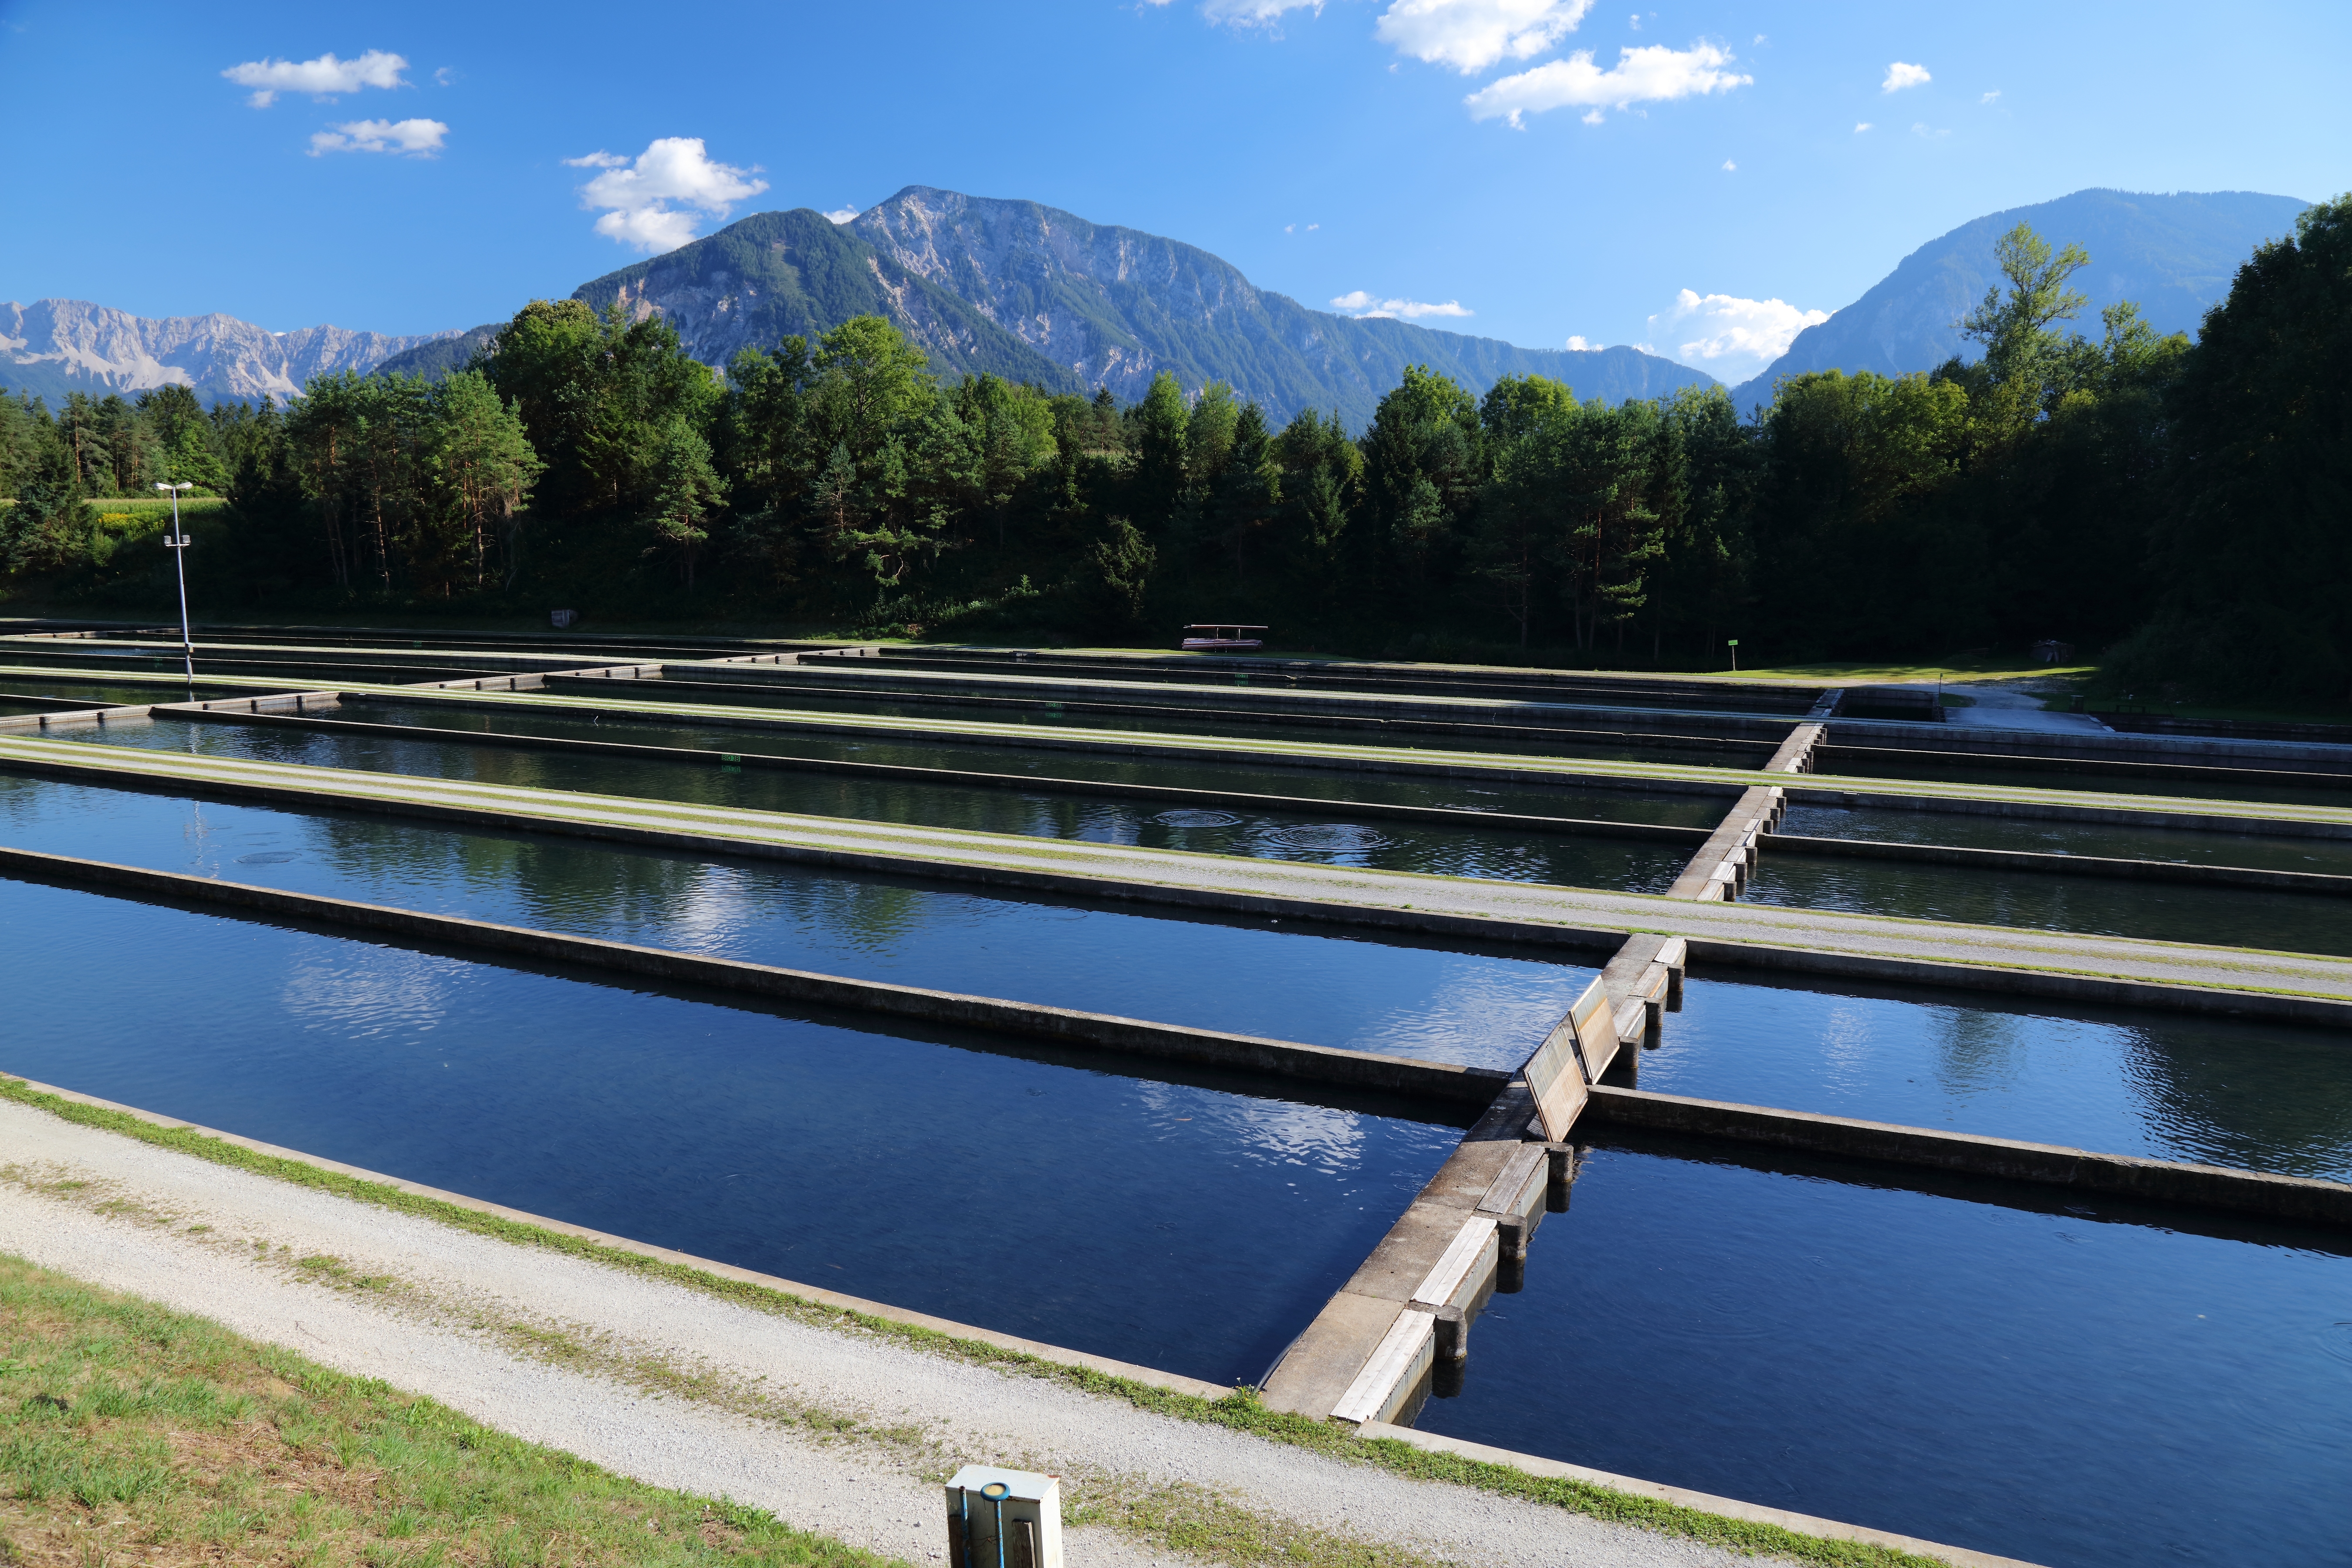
left=2, top=1076, right=1960, bottom=1567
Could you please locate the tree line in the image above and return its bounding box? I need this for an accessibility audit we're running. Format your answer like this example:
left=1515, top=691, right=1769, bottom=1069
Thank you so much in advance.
left=3, top=196, right=2345, bottom=699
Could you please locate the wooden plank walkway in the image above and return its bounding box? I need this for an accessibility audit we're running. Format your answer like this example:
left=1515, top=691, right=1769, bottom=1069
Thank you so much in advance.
left=9, top=735, right=2352, bottom=1013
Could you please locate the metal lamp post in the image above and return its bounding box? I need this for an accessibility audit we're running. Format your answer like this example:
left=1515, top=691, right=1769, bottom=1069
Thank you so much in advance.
left=155, top=483, right=196, bottom=692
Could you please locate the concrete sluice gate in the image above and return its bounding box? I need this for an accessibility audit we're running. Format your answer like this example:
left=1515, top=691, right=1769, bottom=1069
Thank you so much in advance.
left=4, top=638, right=2352, bottom=1568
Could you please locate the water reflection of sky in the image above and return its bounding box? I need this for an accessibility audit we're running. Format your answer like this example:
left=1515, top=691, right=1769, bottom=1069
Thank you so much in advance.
left=1647, top=977, right=2352, bottom=1180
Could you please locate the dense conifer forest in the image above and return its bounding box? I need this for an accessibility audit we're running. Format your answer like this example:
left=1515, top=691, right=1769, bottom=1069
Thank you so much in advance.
left=3, top=199, right=2345, bottom=699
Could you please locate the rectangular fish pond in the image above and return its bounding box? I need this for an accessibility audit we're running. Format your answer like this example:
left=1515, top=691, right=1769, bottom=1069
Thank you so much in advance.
left=1782, top=798, right=2352, bottom=876
left=338, top=697, right=1740, bottom=826
left=1811, top=749, right=2352, bottom=810
left=61, top=716, right=1707, bottom=893
left=0, top=771, right=1594, bottom=1067
left=1740, top=842, right=2352, bottom=956
left=1647, top=973, right=2352, bottom=1182
left=0, top=875, right=1458, bottom=1384
left=1412, top=1137, right=2352, bottom=1568
left=557, top=673, right=1776, bottom=769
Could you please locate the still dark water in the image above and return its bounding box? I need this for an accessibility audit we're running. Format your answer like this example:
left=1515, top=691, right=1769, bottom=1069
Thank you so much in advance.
left=1651, top=976, right=2352, bottom=1181
left=0, top=774, right=1591, bottom=1067
left=0, top=878, right=1454, bottom=1385
left=71, top=718, right=1696, bottom=893
left=1418, top=1144, right=2352, bottom=1568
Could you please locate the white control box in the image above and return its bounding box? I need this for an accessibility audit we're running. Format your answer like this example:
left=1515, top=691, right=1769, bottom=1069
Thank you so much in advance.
left=944, top=1466, right=1062, bottom=1568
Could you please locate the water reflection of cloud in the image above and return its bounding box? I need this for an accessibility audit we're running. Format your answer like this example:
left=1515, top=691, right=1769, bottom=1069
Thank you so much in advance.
left=279, top=948, right=455, bottom=1040
left=1930, top=1004, right=2028, bottom=1098
left=1347, top=955, right=1589, bottom=1070
left=1818, top=1002, right=1878, bottom=1095
left=1132, top=1081, right=1366, bottom=1173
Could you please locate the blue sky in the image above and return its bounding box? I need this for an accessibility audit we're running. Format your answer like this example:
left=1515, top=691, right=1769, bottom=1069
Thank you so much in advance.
left=2, top=0, right=2345, bottom=382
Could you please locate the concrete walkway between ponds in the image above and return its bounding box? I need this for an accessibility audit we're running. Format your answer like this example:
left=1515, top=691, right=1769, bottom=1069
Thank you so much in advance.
left=7, top=736, right=2352, bottom=1019
left=0, top=1092, right=2022, bottom=1568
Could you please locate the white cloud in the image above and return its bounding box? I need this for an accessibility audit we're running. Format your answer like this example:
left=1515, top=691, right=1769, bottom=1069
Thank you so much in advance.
left=1643, top=288, right=1828, bottom=382
left=572, top=137, right=769, bottom=253
left=1375, top=0, right=1595, bottom=74
left=1565, top=335, right=1594, bottom=350
left=1882, top=60, right=1930, bottom=92
left=1331, top=290, right=1473, bottom=320
left=223, top=49, right=407, bottom=108
left=1627, top=12, right=1639, bottom=27
left=1854, top=120, right=1872, bottom=132
left=307, top=118, right=446, bottom=157
left=823, top=207, right=860, bottom=224
left=1720, top=159, right=1735, bottom=171
left=1980, top=88, right=2001, bottom=104
left=1196, top=0, right=1323, bottom=27
left=1464, top=41, right=1750, bottom=126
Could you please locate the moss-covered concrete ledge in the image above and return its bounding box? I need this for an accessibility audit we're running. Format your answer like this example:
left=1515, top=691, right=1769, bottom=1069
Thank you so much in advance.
left=0, top=1075, right=2033, bottom=1568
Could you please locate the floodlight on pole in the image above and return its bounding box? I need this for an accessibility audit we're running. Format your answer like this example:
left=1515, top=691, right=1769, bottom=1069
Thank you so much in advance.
left=155, top=483, right=196, bottom=692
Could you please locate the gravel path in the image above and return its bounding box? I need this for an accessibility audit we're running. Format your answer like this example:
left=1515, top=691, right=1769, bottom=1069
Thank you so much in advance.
left=0, top=1095, right=1764, bottom=1568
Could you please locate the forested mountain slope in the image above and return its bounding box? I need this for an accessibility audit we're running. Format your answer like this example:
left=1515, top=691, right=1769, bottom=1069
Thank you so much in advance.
left=1728, top=188, right=2308, bottom=409
left=566, top=209, right=1079, bottom=391
left=0, top=299, right=451, bottom=406
left=847, top=186, right=1710, bottom=426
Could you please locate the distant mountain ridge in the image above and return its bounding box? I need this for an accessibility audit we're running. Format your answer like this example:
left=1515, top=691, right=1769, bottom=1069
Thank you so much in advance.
left=34, top=186, right=2298, bottom=428
left=0, top=298, right=453, bottom=406
left=562, top=187, right=1714, bottom=426
left=838, top=186, right=1711, bottom=425
left=1728, top=188, right=2309, bottom=409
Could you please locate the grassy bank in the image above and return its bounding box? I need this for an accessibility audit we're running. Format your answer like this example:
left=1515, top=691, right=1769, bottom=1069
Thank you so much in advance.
left=0, top=1251, right=896, bottom=1568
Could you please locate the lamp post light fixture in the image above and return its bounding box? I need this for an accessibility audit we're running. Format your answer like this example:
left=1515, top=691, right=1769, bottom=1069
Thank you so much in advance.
left=155, top=483, right=196, bottom=692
